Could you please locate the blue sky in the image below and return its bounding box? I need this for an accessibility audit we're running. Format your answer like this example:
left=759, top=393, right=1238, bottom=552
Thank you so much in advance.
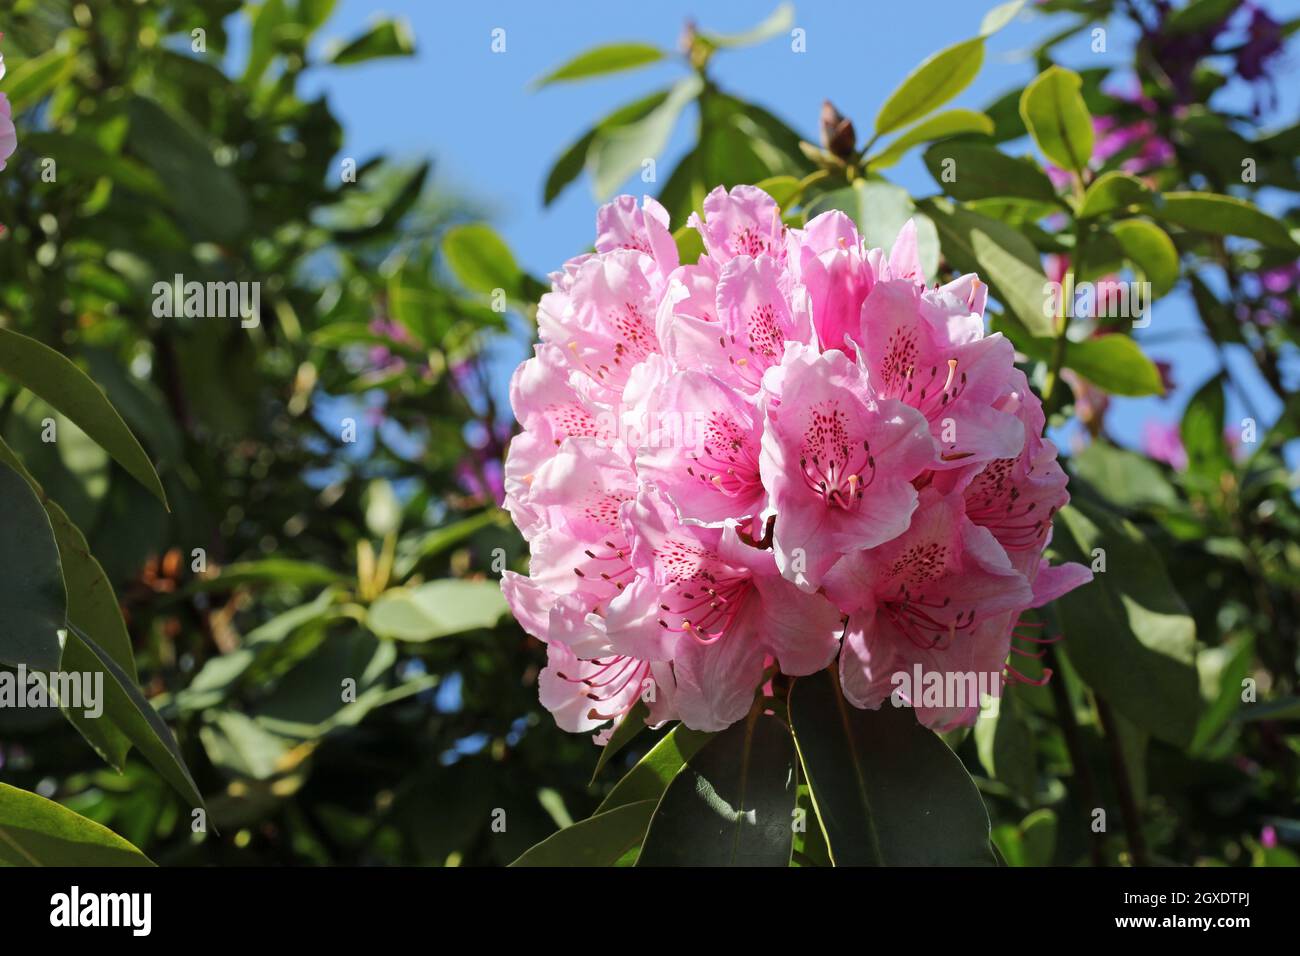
left=284, top=0, right=1300, bottom=458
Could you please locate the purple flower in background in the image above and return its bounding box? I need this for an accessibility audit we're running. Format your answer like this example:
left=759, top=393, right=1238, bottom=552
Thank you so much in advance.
left=1142, top=420, right=1188, bottom=471
left=1237, top=3, right=1284, bottom=82
left=367, top=318, right=412, bottom=373
left=1238, top=259, right=1299, bottom=325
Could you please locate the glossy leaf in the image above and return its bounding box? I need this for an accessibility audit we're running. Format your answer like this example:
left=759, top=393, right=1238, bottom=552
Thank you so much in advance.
left=596, top=723, right=714, bottom=813
left=0, top=461, right=67, bottom=671
left=921, top=197, right=1054, bottom=336
left=0, top=328, right=168, bottom=507
left=367, top=580, right=508, bottom=641
left=586, top=76, right=702, bottom=200
left=1156, top=192, right=1299, bottom=251
left=1019, top=66, right=1093, bottom=174
left=637, top=709, right=796, bottom=866
left=0, top=784, right=153, bottom=866
left=510, top=799, right=657, bottom=867
left=1052, top=501, right=1203, bottom=747
left=789, top=668, right=995, bottom=866
left=923, top=141, right=1058, bottom=203
left=1077, top=171, right=1153, bottom=219
left=867, top=109, right=994, bottom=168
left=442, top=223, right=524, bottom=298
left=1111, top=218, right=1179, bottom=298
left=874, top=37, right=985, bottom=137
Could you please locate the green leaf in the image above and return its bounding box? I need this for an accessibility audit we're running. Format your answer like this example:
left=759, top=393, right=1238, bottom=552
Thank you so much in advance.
left=974, top=689, right=1036, bottom=803
left=981, top=0, right=1027, bottom=35
left=510, top=800, right=657, bottom=867
left=993, top=808, right=1057, bottom=866
left=920, top=197, right=1054, bottom=336
left=1156, top=192, right=1299, bottom=251
left=789, top=668, right=995, bottom=865
left=1181, top=375, right=1231, bottom=479
left=195, top=559, right=346, bottom=590
left=586, top=76, right=702, bottom=200
left=0, top=461, right=67, bottom=671
left=442, top=223, right=524, bottom=299
left=875, top=37, right=986, bottom=137
left=2, top=48, right=77, bottom=113
left=1111, top=219, right=1179, bottom=298
left=1077, top=171, right=1153, bottom=219
left=1002, top=327, right=1164, bottom=396
left=590, top=700, right=650, bottom=784
left=244, top=0, right=288, bottom=83
left=1052, top=501, right=1203, bottom=747
left=533, top=42, right=665, bottom=87
left=922, top=141, right=1059, bottom=203
left=1070, top=440, right=1180, bottom=510
left=1061, top=335, right=1164, bottom=396
left=543, top=91, right=671, bottom=206
left=866, top=109, right=994, bottom=169
left=0, top=784, right=153, bottom=866
left=1019, top=66, right=1093, bottom=174
left=126, top=95, right=249, bottom=244
left=752, top=174, right=804, bottom=209
left=672, top=223, right=705, bottom=266
left=68, top=626, right=208, bottom=810
left=1164, top=0, right=1240, bottom=34
left=327, top=18, right=415, bottom=65
left=0, top=328, right=168, bottom=507
left=700, top=3, right=795, bottom=49
left=806, top=180, right=939, bottom=283
left=596, top=723, right=713, bottom=813
left=637, top=709, right=797, bottom=866
left=367, top=580, right=508, bottom=641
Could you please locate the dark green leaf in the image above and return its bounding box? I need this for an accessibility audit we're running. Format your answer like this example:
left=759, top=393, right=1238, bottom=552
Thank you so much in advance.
left=923, top=141, right=1059, bottom=203
left=596, top=723, right=713, bottom=813
left=0, top=328, right=168, bottom=507
left=789, top=668, right=995, bottom=866
left=920, top=197, right=1054, bottom=336
left=867, top=109, right=994, bottom=169
left=0, top=784, right=153, bottom=866
left=637, top=709, right=796, bottom=866
left=0, top=461, right=66, bottom=671
left=327, top=18, right=415, bottom=65
left=510, top=800, right=657, bottom=867
left=1052, top=501, right=1202, bottom=747
left=1156, top=192, right=1299, bottom=251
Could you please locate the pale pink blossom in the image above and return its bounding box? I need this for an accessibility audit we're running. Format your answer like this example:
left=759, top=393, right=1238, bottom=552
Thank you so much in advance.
left=503, top=185, right=1091, bottom=740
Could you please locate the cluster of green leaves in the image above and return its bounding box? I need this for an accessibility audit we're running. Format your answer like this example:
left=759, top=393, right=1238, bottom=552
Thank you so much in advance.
left=0, top=0, right=595, bottom=866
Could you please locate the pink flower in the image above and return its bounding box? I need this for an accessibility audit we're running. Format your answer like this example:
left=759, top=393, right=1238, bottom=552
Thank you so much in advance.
left=0, top=94, right=15, bottom=172
left=503, top=185, right=1091, bottom=740
left=760, top=344, right=935, bottom=589
left=1142, top=420, right=1187, bottom=471
left=823, top=489, right=1035, bottom=729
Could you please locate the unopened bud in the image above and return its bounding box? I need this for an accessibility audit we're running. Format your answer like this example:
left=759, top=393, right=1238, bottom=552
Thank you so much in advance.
left=820, top=100, right=856, bottom=160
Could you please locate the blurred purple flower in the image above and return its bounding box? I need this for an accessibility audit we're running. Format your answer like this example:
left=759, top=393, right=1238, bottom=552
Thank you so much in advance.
left=366, top=318, right=412, bottom=374
left=1143, top=420, right=1187, bottom=471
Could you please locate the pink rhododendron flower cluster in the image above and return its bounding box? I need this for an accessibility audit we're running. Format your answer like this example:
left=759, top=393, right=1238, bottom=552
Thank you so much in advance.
left=502, top=185, right=1091, bottom=739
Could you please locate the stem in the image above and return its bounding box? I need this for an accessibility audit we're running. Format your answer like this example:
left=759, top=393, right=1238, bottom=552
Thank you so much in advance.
left=1043, top=644, right=1105, bottom=867
left=1095, top=695, right=1149, bottom=866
